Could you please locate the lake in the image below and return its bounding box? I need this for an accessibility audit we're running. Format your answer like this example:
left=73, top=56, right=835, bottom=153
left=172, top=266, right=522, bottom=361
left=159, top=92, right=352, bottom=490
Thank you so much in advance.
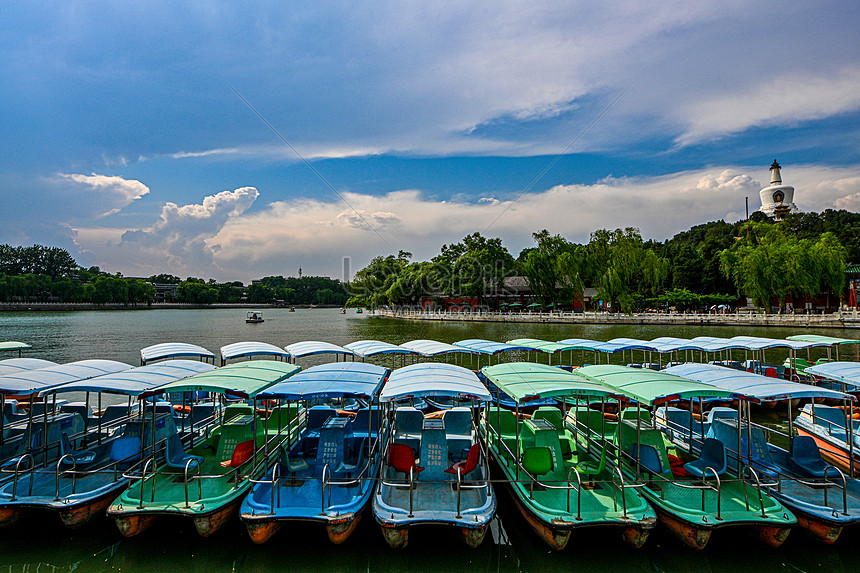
left=0, top=308, right=858, bottom=572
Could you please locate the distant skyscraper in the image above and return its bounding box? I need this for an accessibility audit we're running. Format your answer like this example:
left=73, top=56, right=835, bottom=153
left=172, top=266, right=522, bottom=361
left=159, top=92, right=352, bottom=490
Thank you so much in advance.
left=758, top=160, right=799, bottom=220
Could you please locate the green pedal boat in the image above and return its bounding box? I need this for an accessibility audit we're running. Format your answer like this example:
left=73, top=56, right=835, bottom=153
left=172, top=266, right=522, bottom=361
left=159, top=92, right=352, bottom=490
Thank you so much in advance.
left=480, top=363, right=656, bottom=550
left=574, top=365, right=796, bottom=550
left=107, top=361, right=302, bottom=537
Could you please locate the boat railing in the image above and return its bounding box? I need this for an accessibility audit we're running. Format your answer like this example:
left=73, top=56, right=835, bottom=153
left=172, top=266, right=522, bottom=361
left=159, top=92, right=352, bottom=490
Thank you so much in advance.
left=9, top=453, right=34, bottom=501
left=566, top=466, right=583, bottom=519
left=823, top=465, right=849, bottom=515
left=135, top=458, right=157, bottom=509
left=740, top=465, right=766, bottom=518
left=54, top=454, right=77, bottom=501
left=702, top=466, right=722, bottom=520
left=183, top=457, right=202, bottom=508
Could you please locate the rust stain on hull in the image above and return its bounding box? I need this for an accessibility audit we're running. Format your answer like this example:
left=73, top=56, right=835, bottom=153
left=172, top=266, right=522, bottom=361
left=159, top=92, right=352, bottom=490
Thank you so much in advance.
left=653, top=506, right=711, bottom=550
left=795, top=513, right=842, bottom=544
left=194, top=499, right=241, bottom=537
left=327, top=512, right=361, bottom=545
left=380, top=525, right=409, bottom=549
left=245, top=519, right=283, bottom=544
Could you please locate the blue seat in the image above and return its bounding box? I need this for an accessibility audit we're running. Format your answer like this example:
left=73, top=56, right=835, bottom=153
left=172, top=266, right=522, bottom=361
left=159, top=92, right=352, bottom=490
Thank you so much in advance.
left=165, top=434, right=203, bottom=469
left=110, top=436, right=142, bottom=464
left=306, top=407, right=337, bottom=433
left=684, top=438, right=727, bottom=478
left=60, top=432, right=97, bottom=466
left=790, top=435, right=828, bottom=478
left=630, top=444, right=663, bottom=475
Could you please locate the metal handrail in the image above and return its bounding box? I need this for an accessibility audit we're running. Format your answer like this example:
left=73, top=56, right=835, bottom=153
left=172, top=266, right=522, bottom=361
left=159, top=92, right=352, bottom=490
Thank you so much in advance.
left=612, top=465, right=629, bottom=518
left=321, top=463, right=331, bottom=515
left=10, top=454, right=35, bottom=501
left=741, top=465, right=766, bottom=517
left=823, top=465, right=849, bottom=515
left=566, top=466, right=583, bottom=519
left=183, top=458, right=202, bottom=508
left=54, top=454, right=77, bottom=501
left=136, top=458, right=156, bottom=509
left=702, top=466, right=722, bottom=520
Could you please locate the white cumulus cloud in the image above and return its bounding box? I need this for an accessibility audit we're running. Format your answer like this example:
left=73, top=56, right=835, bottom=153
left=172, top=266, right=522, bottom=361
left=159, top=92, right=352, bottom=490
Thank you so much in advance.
left=58, top=172, right=150, bottom=217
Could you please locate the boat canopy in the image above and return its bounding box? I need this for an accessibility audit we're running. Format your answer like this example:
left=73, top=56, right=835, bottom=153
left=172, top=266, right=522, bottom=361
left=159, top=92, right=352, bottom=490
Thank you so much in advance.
left=0, top=359, right=133, bottom=396
left=344, top=340, right=418, bottom=358
left=482, top=362, right=615, bottom=402
left=726, top=336, right=822, bottom=351
left=39, top=360, right=216, bottom=397
left=577, top=365, right=734, bottom=406
left=380, top=363, right=491, bottom=403
left=399, top=339, right=475, bottom=357
left=606, top=338, right=662, bottom=352
left=259, top=362, right=389, bottom=401
left=140, top=343, right=215, bottom=365
left=220, top=341, right=291, bottom=364
left=142, top=361, right=301, bottom=400
left=806, top=361, right=860, bottom=385
left=556, top=338, right=627, bottom=353
left=285, top=341, right=353, bottom=358
left=787, top=335, right=860, bottom=346
left=0, top=358, right=57, bottom=376
left=506, top=338, right=578, bottom=354
left=664, top=363, right=854, bottom=403
left=0, top=341, right=31, bottom=352
left=453, top=339, right=530, bottom=355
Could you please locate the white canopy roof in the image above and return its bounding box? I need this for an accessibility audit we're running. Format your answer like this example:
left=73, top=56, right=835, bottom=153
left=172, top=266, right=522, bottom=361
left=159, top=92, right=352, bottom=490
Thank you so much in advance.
left=399, top=339, right=474, bottom=357
left=220, top=341, right=291, bottom=363
left=40, top=360, right=216, bottom=397
left=285, top=340, right=353, bottom=358
left=140, top=343, right=215, bottom=364
left=0, top=359, right=133, bottom=396
left=380, top=363, right=491, bottom=403
left=0, top=358, right=58, bottom=377
left=345, top=340, right=418, bottom=358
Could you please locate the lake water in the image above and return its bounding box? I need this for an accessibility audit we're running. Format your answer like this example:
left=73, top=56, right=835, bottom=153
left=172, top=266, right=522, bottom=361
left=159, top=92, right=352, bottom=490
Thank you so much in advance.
left=1, top=308, right=859, bottom=572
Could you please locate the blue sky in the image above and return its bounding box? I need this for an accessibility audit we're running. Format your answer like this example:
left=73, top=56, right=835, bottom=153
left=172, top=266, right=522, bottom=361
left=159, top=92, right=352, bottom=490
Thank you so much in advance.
left=1, top=1, right=859, bottom=282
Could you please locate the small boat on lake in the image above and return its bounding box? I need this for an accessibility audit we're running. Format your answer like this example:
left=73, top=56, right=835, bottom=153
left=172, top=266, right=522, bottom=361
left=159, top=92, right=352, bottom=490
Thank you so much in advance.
left=664, top=363, right=860, bottom=544
left=372, top=363, right=495, bottom=549
left=107, top=361, right=302, bottom=537
left=576, top=365, right=796, bottom=550
left=480, top=362, right=657, bottom=550
left=0, top=360, right=214, bottom=528
left=246, top=311, right=264, bottom=324
left=240, top=362, right=389, bottom=544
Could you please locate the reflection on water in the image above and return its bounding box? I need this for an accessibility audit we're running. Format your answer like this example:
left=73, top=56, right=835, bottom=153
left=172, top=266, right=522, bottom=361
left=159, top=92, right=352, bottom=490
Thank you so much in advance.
left=2, top=309, right=860, bottom=571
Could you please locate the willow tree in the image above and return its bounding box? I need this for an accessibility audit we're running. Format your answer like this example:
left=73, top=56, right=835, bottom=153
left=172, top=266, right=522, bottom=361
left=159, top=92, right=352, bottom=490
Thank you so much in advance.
left=520, top=230, right=585, bottom=306
left=593, top=228, right=668, bottom=314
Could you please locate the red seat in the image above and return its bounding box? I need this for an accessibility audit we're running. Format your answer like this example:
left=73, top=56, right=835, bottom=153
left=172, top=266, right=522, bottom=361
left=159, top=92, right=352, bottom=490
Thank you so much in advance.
left=220, top=440, right=254, bottom=468
left=388, top=443, right=424, bottom=478
left=445, top=443, right=480, bottom=477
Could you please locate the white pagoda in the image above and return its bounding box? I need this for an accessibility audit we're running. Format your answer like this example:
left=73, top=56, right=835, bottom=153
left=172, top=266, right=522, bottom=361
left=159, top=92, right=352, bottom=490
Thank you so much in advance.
left=759, top=160, right=799, bottom=220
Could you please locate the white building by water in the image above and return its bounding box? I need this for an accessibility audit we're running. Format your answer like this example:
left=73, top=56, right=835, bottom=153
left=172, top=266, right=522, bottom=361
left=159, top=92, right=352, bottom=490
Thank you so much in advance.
left=759, top=160, right=799, bottom=220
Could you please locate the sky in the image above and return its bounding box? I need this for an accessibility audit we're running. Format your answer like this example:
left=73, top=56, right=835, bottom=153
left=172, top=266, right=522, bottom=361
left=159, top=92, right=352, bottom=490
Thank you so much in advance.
left=1, top=1, right=859, bottom=283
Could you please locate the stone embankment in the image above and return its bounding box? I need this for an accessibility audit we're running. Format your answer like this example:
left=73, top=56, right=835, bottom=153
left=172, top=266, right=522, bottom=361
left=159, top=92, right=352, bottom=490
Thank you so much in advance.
left=379, top=309, right=860, bottom=329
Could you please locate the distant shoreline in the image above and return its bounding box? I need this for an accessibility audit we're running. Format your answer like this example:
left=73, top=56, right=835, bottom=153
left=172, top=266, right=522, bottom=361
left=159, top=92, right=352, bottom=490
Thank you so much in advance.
left=0, top=303, right=345, bottom=311
left=378, top=308, right=860, bottom=330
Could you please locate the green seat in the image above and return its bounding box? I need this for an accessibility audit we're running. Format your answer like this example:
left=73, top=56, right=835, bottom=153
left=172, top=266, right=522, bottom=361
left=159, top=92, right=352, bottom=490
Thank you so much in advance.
left=521, top=446, right=553, bottom=476
left=577, top=445, right=606, bottom=481
left=532, top=407, right=564, bottom=430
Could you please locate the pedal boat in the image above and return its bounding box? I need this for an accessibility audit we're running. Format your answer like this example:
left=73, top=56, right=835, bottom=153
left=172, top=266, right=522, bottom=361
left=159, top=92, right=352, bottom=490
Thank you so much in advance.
left=107, top=361, right=301, bottom=537
left=240, top=362, right=389, bottom=544
left=480, top=362, right=657, bottom=550
left=576, top=365, right=796, bottom=550
left=663, top=363, right=860, bottom=544
left=372, top=363, right=496, bottom=549
left=0, top=360, right=214, bottom=528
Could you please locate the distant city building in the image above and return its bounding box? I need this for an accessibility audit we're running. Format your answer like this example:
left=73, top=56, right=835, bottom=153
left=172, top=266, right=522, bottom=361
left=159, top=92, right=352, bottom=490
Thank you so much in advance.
left=759, top=160, right=799, bottom=220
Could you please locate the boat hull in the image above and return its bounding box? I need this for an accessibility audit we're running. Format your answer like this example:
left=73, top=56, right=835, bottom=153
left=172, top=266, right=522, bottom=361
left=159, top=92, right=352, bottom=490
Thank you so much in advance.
left=652, top=504, right=712, bottom=550
left=0, top=506, right=22, bottom=527
left=795, top=513, right=843, bottom=544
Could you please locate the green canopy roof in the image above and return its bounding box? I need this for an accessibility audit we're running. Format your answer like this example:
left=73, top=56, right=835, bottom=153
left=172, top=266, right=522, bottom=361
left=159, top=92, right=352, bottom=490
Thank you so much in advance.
left=506, top=338, right=580, bottom=354
left=786, top=335, right=860, bottom=346
left=143, top=361, right=301, bottom=399
left=577, top=365, right=734, bottom=406
left=482, top=362, right=615, bottom=402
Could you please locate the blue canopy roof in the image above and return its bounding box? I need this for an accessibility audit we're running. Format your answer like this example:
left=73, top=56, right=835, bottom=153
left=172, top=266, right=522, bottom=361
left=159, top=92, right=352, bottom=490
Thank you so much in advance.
left=380, top=363, right=491, bottom=403
left=665, top=363, right=853, bottom=403
left=453, top=339, right=530, bottom=355
left=259, top=362, right=389, bottom=401
left=399, top=339, right=475, bottom=356
left=220, top=341, right=291, bottom=363
left=556, top=338, right=628, bottom=353
left=140, top=342, right=215, bottom=364
left=0, top=358, right=58, bottom=377
left=0, top=359, right=133, bottom=396
left=39, top=360, right=216, bottom=397
left=606, top=338, right=662, bottom=352
left=345, top=340, right=418, bottom=358
left=285, top=340, right=353, bottom=358
left=806, top=362, right=860, bottom=386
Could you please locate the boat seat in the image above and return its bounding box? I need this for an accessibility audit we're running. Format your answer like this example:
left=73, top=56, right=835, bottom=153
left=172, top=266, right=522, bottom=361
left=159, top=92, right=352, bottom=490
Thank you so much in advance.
left=388, top=442, right=424, bottom=481
left=521, top=446, right=553, bottom=491
left=60, top=432, right=97, bottom=467
left=532, top=407, right=564, bottom=430
left=577, top=444, right=606, bottom=482
left=281, top=445, right=310, bottom=480
left=220, top=439, right=254, bottom=468
left=306, top=406, right=337, bottom=434
left=110, top=436, right=142, bottom=465
left=684, top=438, right=727, bottom=478
left=790, top=435, right=828, bottom=478
left=445, top=443, right=480, bottom=481
left=349, top=407, right=380, bottom=435
left=335, top=438, right=367, bottom=477
left=621, top=408, right=651, bottom=424
left=394, top=407, right=424, bottom=437
left=631, top=443, right=663, bottom=475
left=165, top=434, right=204, bottom=469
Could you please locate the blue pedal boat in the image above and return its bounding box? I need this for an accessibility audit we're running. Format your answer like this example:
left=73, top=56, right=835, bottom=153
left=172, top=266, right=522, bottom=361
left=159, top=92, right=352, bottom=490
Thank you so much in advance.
left=372, top=363, right=496, bottom=549
left=240, top=362, right=389, bottom=544
left=0, top=360, right=214, bottom=527
left=664, top=363, right=860, bottom=544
